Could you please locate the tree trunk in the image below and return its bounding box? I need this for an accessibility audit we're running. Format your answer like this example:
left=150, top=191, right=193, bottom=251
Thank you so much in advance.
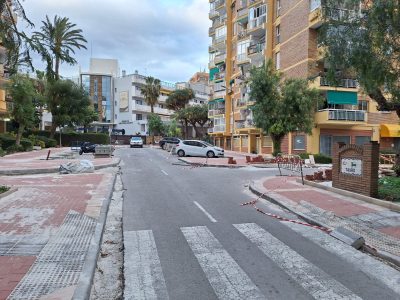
left=49, top=122, right=57, bottom=139
left=271, top=133, right=285, bottom=157
left=184, top=120, right=188, bottom=139
left=189, top=121, right=200, bottom=138
left=55, top=57, right=60, bottom=81
left=368, top=89, right=400, bottom=118
left=15, top=124, right=24, bottom=146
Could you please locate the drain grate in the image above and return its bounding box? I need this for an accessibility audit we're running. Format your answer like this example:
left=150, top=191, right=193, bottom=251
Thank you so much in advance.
left=8, top=211, right=96, bottom=300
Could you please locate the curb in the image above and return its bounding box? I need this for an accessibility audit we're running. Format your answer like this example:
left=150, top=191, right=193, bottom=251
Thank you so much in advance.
left=249, top=180, right=400, bottom=267
left=0, top=159, right=121, bottom=176
left=0, top=187, right=18, bottom=199
left=298, top=179, right=400, bottom=212
left=177, top=158, right=245, bottom=169
left=72, top=168, right=119, bottom=300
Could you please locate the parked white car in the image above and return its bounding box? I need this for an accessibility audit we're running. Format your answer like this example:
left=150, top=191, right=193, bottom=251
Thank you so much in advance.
left=130, top=136, right=143, bottom=148
left=175, top=140, right=224, bottom=158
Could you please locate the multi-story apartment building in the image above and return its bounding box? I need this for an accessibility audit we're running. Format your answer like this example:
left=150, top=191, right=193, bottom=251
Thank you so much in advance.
left=208, top=0, right=400, bottom=155
left=113, top=70, right=176, bottom=135
left=0, top=42, right=9, bottom=133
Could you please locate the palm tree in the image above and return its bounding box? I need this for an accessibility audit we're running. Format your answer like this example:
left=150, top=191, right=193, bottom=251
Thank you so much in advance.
left=32, top=15, right=87, bottom=81
left=141, top=76, right=161, bottom=113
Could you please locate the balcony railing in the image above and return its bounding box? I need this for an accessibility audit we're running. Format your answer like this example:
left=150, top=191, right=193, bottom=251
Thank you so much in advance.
left=213, top=90, right=226, bottom=98
left=209, top=27, right=215, bottom=35
left=326, top=7, right=359, bottom=21
left=214, top=0, right=225, bottom=8
left=213, top=125, right=226, bottom=132
left=208, top=109, right=225, bottom=117
left=237, top=7, right=248, bottom=19
left=214, top=35, right=226, bottom=45
left=214, top=53, right=226, bottom=63
left=249, top=15, right=266, bottom=30
left=235, top=119, right=254, bottom=129
left=320, top=77, right=359, bottom=88
left=248, top=42, right=265, bottom=55
left=237, top=53, right=249, bottom=63
left=320, top=109, right=366, bottom=122
left=214, top=72, right=225, bottom=80
left=209, top=10, right=220, bottom=19
left=208, top=127, right=214, bottom=133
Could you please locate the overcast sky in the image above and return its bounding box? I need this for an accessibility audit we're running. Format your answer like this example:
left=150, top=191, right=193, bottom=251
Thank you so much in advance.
left=18, top=0, right=210, bottom=83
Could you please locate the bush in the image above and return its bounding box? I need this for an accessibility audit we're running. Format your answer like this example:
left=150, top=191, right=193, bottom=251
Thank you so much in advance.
left=0, top=134, right=17, bottom=149
left=379, top=177, right=400, bottom=202
left=298, top=153, right=310, bottom=159
left=6, top=144, right=24, bottom=153
left=0, top=186, right=10, bottom=194
left=20, top=138, right=33, bottom=151
left=36, top=136, right=57, bottom=148
left=314, top=153, right=332, bottom=164
left=0, top=148, right=5, bottom=157
left=380, top=149, right=398, bottom=155
left=26, top=130, right=110, bottom=146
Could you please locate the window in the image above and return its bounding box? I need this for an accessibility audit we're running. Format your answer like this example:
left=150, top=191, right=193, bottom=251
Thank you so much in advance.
left=136, top=114, right=143, bottom=121
left=237, top=39, right=250, bottom=61
left=276, top=25, right=281, bottom=44
left=293, top=135, right=306, bottom=150
left=276, top=0, right=281, bottom=16
left=249, top=5, right=267, bottom=29
left=263, top=136, right=273, bottom=147
left=136, top=99, right=143, bottom=105
left=358, top=100, right=368, bottom=111
left=216, top=26, right=227, bottom=38
left=355, top=136, right=370, bottom=146
left=275, top=52, right=281, bottom=70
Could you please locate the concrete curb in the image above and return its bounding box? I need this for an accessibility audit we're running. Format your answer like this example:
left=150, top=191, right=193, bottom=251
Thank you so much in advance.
left=0, top=187, right=18, bottom=199
left=177, top=158, right=245, bottom=169
left=298, top=179, right=400, bottom=212
left=0, top=159, right=121, bottom=176
left=72, top=168, right=119, bottom=300
left=249, top=180, right=400, bottom=267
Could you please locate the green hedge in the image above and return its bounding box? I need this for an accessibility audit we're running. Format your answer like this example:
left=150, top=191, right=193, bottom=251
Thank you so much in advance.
left=298, top=152, right=333, bottom=164
left=0, top=134, right=17, bottom=150
left=36, top=136, right=57, bottom=148
left=0, top=134, right=32, bottom=151
left=26, top=131, right=110, bottom=146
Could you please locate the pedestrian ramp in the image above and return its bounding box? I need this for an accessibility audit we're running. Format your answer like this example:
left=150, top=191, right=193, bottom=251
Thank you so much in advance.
left=124, top=223, right=400, bottom=300
left=7, top=211, right=96, bottom=300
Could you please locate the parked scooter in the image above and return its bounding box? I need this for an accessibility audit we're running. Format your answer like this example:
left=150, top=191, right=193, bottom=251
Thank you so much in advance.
left=79, top=142, right=97, bottom=155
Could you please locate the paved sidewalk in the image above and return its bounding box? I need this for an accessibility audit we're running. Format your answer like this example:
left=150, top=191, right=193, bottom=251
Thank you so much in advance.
left=0, top=148, right=119, bottom=175
left=250, top=176, right=400, bottom=262
left=0, top=147, right=118, bottom=299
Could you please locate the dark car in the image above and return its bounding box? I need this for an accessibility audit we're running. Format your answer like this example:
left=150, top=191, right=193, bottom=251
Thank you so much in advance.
left=159, top=137, right=181, bottom=150
left=79, top=142, right=97, bottom=155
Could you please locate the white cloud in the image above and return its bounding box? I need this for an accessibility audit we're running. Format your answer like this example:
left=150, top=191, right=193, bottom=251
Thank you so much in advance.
left=18, top=0, right=210, bottom=82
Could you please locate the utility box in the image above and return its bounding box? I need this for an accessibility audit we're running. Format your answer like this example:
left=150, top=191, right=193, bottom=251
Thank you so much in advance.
left=94, top=145, right=113, bottom=157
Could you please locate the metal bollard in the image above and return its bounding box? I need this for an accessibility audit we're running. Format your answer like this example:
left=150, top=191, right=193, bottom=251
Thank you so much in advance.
left=46, top=150, right=51, bottom=160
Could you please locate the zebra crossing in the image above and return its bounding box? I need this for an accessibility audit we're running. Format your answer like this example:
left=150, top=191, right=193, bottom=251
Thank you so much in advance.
left=124, top=223, right=400, bottom=300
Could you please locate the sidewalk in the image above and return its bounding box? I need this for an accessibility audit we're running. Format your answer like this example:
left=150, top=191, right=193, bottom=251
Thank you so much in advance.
left=250, top=176, right=400, bottom=263
left=0, top=148, right=118, bottom=299
left=0, top=148, right=120, bottom=175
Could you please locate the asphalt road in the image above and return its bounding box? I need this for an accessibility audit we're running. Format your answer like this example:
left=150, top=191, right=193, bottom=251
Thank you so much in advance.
left=119, top=147, right=400, bottom=300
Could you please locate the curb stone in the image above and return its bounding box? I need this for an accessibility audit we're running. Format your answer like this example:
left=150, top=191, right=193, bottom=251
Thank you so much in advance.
left=72, top=167, right=119, bottom=300
left=249, top=180, right=400, bottom=267
left=177, top=158, right=245, bottom=169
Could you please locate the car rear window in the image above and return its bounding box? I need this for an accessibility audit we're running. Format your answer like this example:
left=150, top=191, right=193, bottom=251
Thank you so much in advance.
left=132, top=137, right=142, bottom=141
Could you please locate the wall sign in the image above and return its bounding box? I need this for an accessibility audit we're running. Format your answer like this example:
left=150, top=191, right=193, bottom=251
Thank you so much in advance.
left=341, top=158, right=362, bottom=176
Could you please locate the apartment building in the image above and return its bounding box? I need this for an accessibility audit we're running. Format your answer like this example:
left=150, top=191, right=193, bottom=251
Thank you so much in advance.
left=208, top=0, right=400, bottom=155
left=0, top=42, right=9, bottom=133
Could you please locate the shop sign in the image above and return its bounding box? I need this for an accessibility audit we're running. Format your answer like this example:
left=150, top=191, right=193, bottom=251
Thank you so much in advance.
left=341, top=158, right=362, bottom=176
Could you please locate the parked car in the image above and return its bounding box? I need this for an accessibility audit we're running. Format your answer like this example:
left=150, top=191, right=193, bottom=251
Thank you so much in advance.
left=159, top=137, right=181, bottom=150
left=130, top=136, right=143, bottom=148
left=175, top=140, right=224, bottom=158
left=79, top=142, right=97, bottom=155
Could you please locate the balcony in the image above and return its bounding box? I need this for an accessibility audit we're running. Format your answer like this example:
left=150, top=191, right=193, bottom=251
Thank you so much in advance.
left=214, top=72, right=225, bottom=80
left=310, top=4, right=359, bottom=29
left=319, top=76, right=359, bottom=89
left=133, top=104, right=174, bottom=115
left=248, top=15, right=266, bottom=35
left=214, top=0, right=225, bottom=9
left=209, top=9, right=220, bottom=19
left=209, top=27, right=215, bottom=36
left=214, top=53, right=226, bottom=65
left=236, top=7, right=248, bottom=21
left=237, top=29, right=248, bottom=40
left=235, top=119, right=255, bottom=130
left=213, top=89, right=226, bottom=98
left=315, top=109, right=367, bottom=125
left=213, top=35, right=226, bottom=46
left=237, top=53, right=250, bottom=65
left=208, top=108, right=225, bottom=117
left=213, top=125, right=226, bottom=133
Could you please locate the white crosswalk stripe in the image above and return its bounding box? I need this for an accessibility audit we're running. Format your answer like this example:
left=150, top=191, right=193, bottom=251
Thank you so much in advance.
left=282, top=221, right=400, bottom=295
left=124, top=230, right=169, bottom=300
left=234, top=223, right=361, bottom=300
left=181, top=226, right=266, bottom=300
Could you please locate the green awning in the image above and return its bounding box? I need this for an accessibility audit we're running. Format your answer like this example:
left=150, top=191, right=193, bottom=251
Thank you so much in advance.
left=208, top=98, right=225, bottom=103
left=327, top=91, right=358, bottom=105
left=209, top=67, right=219, bottom=81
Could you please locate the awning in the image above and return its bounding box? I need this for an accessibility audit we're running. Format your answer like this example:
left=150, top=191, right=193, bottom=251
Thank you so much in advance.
left=381, top=124, right=400, bottom=138
left=209, top=98, right=225, bottom=104
left=327, top=91, right=358, bottom=105
left=209, top=67, right=219, bottom=81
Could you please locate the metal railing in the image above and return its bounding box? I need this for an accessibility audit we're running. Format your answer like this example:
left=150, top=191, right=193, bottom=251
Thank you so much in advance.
left=320, top=77, right=359, bottom=88
left=248, top=42, right=265, bottom=55
left=324, top=109, right=366, bottom=121
left=237, top=7, right=248, bottom=18
left=237, top=53, right=249, bottom=62
left=249, top=15, right=266, bottom=30
left=208, top=109, right=225, bottom=117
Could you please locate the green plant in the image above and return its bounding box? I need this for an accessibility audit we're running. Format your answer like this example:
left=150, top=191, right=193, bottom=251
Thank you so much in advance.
left=36, top=136, right=57, bottom=147
left=0, top=148, right=5, bottom=157
left=0, top=186, right=10, bottom=194
left=298, top=153, right=311, bottom=160
left=20, top=138, right=33, bottom=151
left=314, top=154, right=332, bottom=164
left=0, top=134, right=16, bottom=149
left=6, top=144, right=24, bottom=153
left=379, top=177, right=400, bottom=202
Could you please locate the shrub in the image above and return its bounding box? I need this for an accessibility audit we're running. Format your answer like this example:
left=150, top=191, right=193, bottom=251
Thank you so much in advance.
left=20, top=138, right=33, bottom=151
left=36, top=136, right=57, bottom=148
left=298, top=153, right=310, bottom=159
left=0, top=186, right=10, bottom=194
left=0, top=148, right=5, bottom=157
left=314, top=153, right=332, bottom=164
left=380, top=149, right=398, bottom=155
left=379, top=177, right=400, bottom=202
left=6, top=144, right=24, bottom=153
left=0, top=134, right=17, bottom=149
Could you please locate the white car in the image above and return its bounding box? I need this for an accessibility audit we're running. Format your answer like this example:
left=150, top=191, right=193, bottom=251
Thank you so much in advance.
left=130, top=136, right=143, bottom=148
left=175, top=140, right=224, bottom=158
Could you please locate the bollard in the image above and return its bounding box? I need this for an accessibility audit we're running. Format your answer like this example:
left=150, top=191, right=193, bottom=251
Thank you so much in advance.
left=46, top=150, right=51, bottom=160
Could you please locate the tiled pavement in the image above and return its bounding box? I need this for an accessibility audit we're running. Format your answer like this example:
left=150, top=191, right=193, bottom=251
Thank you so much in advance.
left=0, top=171, right=114, bottom=299
left=253, top=176, right=400, bottom=258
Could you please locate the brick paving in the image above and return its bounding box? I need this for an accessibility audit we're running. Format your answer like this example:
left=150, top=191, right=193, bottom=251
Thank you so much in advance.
left=0, top=169, right=114, bottom=299
left=254, top=176, right=400, bottom=258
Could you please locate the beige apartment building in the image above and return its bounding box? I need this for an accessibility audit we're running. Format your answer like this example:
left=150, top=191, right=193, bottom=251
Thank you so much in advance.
left=208, top=0, right=400, bottom=156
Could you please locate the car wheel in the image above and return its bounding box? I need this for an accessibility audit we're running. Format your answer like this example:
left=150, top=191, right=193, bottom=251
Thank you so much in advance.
left=177, top=150, right=185, bottom=157
left=130, top=145, right=133, bottom=148
left=79, top=150, right=83, bottom=155
left=162, top=144, right=166, bottom=150
left=207, top=151, right=215, bottom=158
left=141, top=145, right=143, bottom=148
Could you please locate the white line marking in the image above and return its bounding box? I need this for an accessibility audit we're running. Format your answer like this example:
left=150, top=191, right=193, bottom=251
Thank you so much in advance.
left=161, top=170, right=168, bottom=176
left=181, top=226, right=265, bottom=300
left=193, top=201, right=217, bottom=223
left=124, top=230, right=169, bottom=300
left=234, top=223, right=361, bottom=300
left=282, top=221, right=400, bottom=295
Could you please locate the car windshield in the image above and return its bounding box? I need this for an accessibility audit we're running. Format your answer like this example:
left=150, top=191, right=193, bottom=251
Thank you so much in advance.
left=203, top=142, right=214, bottom=147
left=132, top=137, right=141, bottom=141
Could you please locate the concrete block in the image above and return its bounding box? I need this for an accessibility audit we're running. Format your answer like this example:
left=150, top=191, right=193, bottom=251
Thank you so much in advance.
left=330, top=227, right=365, bottom=249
